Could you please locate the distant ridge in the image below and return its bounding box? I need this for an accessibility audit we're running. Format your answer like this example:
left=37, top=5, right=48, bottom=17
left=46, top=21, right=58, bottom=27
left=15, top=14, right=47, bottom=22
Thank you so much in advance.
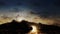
left=0, top=20, right=32, bottom=34
left=0, top=20, right=60, bottom=34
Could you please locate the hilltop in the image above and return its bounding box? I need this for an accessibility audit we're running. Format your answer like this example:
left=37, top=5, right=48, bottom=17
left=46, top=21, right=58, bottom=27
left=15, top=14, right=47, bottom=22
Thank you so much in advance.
left=0, top=20, right=60, bottom=34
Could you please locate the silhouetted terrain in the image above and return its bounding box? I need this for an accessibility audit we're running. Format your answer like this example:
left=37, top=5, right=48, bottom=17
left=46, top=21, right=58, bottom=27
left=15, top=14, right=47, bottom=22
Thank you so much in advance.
left=0, top=20, right=32, bottom=34
left=0, top=20, right=60, bottom=34
left=39, top=23, right=60, bottom=34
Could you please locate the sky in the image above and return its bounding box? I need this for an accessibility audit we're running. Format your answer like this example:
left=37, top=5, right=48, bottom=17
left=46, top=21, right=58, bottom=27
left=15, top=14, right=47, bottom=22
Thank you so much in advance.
left=0, top=0, right=60, bottom=26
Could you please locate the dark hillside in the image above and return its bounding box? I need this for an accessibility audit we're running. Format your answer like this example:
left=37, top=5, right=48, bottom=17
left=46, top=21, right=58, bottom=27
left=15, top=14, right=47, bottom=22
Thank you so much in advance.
left=0, top=20, right=60, bottom=34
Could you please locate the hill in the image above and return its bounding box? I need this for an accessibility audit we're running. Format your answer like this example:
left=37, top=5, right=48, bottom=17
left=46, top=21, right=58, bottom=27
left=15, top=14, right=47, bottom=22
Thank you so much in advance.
left=0, top=20, right=60, bottom=34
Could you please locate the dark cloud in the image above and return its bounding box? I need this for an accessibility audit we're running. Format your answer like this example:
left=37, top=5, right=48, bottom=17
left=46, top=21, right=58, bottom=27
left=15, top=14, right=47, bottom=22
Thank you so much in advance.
left=0, top=0, right=60, bottom=18
left=0, top=1, right=6, bottom=6
left=53, top=0, right=60, bottom=6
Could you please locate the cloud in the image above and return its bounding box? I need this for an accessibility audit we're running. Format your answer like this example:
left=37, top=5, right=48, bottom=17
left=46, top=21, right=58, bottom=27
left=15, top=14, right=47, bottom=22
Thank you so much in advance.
left=0, top=0, right=60, bottom=26
left=0, top=1, right=6, bottom=6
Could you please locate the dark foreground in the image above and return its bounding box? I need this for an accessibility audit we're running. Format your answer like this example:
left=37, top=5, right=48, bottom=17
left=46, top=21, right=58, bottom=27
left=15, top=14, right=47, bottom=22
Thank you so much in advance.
left=0, top=20, right=60, bottom=34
